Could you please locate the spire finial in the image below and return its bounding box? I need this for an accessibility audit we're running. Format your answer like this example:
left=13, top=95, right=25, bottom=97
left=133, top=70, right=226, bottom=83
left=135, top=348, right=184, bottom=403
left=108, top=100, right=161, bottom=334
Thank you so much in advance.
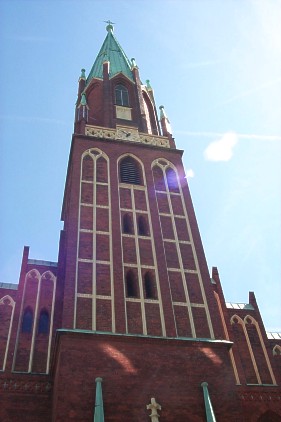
left=131, top=58, right=137, bottom=68
left=159, top=105, right=166, bottom=119
left=104, top=20, right=115, bottom=32
left=80, top=68, right=86, bottom=80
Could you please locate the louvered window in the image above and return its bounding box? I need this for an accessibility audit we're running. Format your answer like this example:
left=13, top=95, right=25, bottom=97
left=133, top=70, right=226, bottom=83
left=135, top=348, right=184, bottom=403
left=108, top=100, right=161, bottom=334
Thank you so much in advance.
left=115, top=84, right=129, bottom=107
left=120, top=157, right=141, bottom=185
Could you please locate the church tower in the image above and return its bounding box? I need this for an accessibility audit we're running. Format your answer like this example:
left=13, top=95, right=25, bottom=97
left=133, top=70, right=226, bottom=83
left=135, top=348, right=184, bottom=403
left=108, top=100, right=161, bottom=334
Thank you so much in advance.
left=1, top=24, right=280, bottom=422
left=61, top=22, right=221, bottom=341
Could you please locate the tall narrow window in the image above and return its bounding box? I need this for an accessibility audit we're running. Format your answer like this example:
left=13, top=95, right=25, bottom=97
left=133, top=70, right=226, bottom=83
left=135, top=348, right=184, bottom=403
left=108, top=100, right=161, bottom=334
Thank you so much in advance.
left=123, top=214, right=133, bottom=234
left=166, top=168, right=179, bottom=192
left=126, top=271, right=138, bottom=298
left=38, top=310, right=49, bottom=334
left=120, top=157, right=141, bottom=185
left=144, top=272, right=156, bottom=299
left=22, top=308, right=33, bottom=333
left=138, top=215, right=148, bottom=236
left=115, top=84, right=129, bottom=107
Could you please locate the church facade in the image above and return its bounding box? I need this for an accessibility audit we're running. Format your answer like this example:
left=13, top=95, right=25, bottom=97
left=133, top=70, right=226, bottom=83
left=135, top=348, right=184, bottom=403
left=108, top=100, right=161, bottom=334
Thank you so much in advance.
left=0, top=24, right=280, bottom=422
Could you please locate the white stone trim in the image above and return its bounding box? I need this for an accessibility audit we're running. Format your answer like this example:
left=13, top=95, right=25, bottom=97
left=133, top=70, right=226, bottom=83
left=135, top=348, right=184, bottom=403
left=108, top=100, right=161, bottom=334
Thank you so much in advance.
left=152, top=159, right=215, bottom=339
left=76, top=148, right=115, bottom=332
left=85, top=124, right=170, bottom=148
left=0, top=295, right=15, bottom=371
left=118, top=153, right=166, bottom=336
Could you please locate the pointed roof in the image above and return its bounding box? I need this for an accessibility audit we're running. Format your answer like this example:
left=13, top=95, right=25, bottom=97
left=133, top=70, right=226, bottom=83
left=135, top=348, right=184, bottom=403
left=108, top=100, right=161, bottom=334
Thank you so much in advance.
left=87, top=24, right=134, bottom=84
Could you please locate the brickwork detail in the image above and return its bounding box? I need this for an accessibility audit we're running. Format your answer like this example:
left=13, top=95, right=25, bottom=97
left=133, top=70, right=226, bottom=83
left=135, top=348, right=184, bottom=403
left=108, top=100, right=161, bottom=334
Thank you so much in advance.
left=230, top=314, right=277, bottom=385
left=152, top=158, right=214, bottom=339
left=13, top=269, right=56, bottom=374
left=75, top=148, right=114, bottom=332
left=118, top=154, right=166, bottom=336
left=0, top=378, right=52, bottom=394
left=238, top=391, right=281, bottom=402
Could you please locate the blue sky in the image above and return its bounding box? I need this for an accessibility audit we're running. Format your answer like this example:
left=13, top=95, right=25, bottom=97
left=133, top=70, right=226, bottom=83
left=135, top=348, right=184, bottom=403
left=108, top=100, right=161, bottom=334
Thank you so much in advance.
left=0, top=0, right=280, bottom=331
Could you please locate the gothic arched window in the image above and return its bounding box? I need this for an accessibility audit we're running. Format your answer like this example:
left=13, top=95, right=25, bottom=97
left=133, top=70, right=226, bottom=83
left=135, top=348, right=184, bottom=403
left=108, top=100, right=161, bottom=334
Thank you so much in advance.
left=144, top=272, right=156, bottom=299
left=120, top=156, right=141, bottom=185
left=115, top=84, right=129, bottom=107
left=138, top=215, right=148, bottom=236
left=22, top=308, right=33, bottom=333
left=126, top=271, right=138, bottom=298
left=123, top=214, right=133, bottom=234
left=38, top=310, right=49, bottom=334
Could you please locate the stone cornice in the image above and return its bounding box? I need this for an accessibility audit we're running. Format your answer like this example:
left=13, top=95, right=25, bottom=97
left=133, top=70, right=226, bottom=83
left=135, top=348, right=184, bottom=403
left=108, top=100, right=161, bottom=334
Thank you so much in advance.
left=85, top=125, right=170, bottom=148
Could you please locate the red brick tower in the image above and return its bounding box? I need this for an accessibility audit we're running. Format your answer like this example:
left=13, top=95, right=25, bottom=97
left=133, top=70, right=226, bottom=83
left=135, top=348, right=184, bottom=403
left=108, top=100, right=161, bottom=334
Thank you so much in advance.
left=1, top=24, right=280, bottom=422
left=61, top=22, right=220, bottom=341
left=51, top=23, right=237, bottom=420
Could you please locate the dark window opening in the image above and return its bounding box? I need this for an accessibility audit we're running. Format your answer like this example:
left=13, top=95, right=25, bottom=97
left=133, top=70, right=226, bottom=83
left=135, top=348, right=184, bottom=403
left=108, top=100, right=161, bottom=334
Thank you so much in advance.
left=22, top=308, right=33, bottom=333
left=126, top=271, right=138, bottom=298
left=120, top=157, right=141, bottom=185
left=123, top=214, right=133, bottom=234
left=144, top=273, right=157, bottom=299
left=38, top=310, right=49, bottom=334
left=115, top=84, right=129, bottom=107
left=138, top=215, right=148, bottom=236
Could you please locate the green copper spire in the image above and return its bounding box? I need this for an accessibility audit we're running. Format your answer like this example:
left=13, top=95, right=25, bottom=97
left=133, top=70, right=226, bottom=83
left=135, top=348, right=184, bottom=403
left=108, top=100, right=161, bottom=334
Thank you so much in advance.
left=87, top=23, right=134, bottom=84
left=94, top=377, right=104, bottom=422
left=201, top=382, right=217, bottom=422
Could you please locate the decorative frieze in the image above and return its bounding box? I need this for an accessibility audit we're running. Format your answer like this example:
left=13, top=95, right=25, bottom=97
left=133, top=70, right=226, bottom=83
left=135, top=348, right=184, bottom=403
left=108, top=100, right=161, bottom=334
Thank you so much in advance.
left=1, top=379, right=52, bottom=394
left=239, top=391, right=281, bottom=402
left=85, top=125, right=170, bottom=148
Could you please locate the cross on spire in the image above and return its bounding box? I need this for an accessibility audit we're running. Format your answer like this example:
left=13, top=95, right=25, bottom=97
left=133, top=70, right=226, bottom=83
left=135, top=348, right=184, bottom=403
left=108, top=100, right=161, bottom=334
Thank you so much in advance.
left=104, top=20, right=115, bottom=26
left=147, top=398, right=161, bottom=422
left=104, top=20, right=115, bottom=32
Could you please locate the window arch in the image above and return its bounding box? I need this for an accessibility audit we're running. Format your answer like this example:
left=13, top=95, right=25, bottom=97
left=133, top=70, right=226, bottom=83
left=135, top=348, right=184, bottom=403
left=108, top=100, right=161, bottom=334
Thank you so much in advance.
left=120, top=156, right=142, bottom=185
left=138, top=215, right=148, bottom=236
left=115, top=84, right=129, bottom=107
left=123, top=214, right=133, bottom=234
left=126, top=271, right=138, bottom=298
left=144, top=272, right=157, bottom=299
left=38, top=309, right=49, bottom=334
left=22, top=307, right=33, bottom=333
